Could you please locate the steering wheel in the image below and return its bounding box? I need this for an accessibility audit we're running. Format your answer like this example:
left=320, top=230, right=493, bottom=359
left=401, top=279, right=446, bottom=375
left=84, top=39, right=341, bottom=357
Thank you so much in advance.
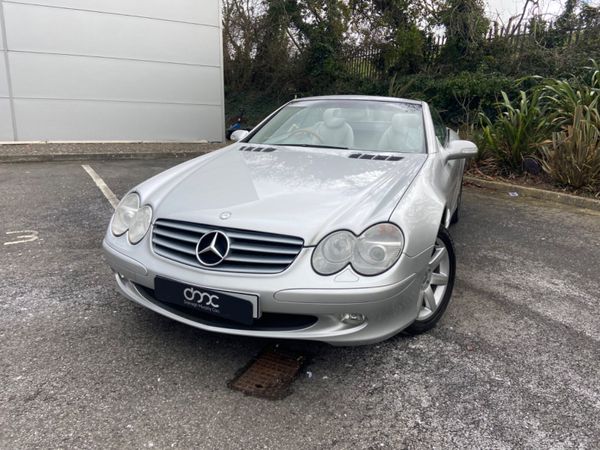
left=287, top=128, right=324, bottom=144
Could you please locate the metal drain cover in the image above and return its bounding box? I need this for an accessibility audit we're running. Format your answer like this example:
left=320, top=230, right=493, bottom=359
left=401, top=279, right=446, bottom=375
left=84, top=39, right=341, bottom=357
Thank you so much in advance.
left=229, top=346, right=306, bottom=400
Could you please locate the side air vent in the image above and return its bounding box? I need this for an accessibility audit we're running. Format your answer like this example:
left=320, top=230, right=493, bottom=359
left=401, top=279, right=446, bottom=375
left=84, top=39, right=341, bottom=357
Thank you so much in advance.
left=239, top=146, right=276, bottom=153
left=349, top=153, right=403, bottom=161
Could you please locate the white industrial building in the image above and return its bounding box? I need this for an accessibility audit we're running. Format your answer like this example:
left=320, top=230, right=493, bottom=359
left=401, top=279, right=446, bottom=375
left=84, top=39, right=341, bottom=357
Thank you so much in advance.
left=0, top=0, right=224, bottom=142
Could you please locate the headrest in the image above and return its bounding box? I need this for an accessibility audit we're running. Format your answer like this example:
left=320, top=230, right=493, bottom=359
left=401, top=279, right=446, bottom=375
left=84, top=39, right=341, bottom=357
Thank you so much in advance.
left=323, top=108, right=345, bottom=129
left=391, top=113, right=421, bottom=134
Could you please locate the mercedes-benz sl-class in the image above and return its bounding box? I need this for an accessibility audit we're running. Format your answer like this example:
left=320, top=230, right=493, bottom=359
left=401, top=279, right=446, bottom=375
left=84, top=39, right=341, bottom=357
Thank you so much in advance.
left=102, top=95, right=477, bottom=345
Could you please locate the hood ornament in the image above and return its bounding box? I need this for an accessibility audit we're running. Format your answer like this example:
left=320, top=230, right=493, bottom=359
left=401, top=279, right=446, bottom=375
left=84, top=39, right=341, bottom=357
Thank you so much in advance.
left=195, top=231, right=230, bottom=266
left=219, top=211, right=232, bottom=220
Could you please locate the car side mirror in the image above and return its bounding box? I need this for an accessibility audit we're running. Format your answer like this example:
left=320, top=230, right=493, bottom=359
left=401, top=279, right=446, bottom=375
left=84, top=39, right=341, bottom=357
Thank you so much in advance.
left=444, top=140, right=478, bottom=163
left=230, top=129, right=249, bottom=142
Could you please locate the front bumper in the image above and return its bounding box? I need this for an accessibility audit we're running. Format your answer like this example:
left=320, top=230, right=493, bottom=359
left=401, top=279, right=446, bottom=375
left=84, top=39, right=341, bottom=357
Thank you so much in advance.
left=103, top=237, right=431, bottom=345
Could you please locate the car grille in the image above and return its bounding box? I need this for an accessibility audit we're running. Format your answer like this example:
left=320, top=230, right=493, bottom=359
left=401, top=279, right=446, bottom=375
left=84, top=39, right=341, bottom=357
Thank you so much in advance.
left=152, top=219, right=304, bottom=274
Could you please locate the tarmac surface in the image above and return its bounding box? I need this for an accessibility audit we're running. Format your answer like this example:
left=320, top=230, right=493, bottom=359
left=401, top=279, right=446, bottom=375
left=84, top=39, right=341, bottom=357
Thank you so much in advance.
left=0, top=142, right=222, bottom=163
left=1, top=157, right=599, bottom=449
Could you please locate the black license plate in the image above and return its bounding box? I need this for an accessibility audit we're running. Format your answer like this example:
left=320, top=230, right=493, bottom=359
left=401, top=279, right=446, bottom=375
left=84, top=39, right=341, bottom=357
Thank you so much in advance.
left=154, top=277, right=256, bottom=325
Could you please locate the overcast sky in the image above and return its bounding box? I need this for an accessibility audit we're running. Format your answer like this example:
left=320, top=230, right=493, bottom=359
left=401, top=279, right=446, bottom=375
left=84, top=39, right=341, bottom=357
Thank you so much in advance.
left=485, top=0, right=599, bottom=23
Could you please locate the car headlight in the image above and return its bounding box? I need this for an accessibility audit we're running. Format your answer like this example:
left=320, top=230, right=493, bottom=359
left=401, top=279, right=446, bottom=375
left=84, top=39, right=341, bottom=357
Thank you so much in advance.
left=312, top=231, right=355, bottom=275
left=127, top=205, right=153, bottom=244
left=312, top=224, right=404, bottom=276
left=111, top=193, right=140, bottom=236
left=111, top=193, right=153, bottom=244
left=352, top=223, right=404, bottom=275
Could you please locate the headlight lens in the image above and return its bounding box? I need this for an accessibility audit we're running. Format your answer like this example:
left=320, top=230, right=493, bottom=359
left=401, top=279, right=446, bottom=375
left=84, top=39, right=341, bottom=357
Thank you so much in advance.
left=128, top=205, right=153, bottom=244
left=352, top=223, right=404, bottom=275
left=111, top=193, right=153, bottom=245
left=111, top=193, right=140, bottom=236
left=312, top=231, right=355, bottom=275
left=312, top=224, right=404, bottom=276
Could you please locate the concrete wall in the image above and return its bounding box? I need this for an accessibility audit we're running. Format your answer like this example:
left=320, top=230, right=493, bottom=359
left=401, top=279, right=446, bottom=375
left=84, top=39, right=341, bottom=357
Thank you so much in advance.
left=0, top=0, right=224, bottom=142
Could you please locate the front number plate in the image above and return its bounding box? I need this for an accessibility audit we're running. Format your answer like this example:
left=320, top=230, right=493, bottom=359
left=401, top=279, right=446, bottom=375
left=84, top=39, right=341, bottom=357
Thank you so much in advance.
left=154, top=277, right=257, bottom=325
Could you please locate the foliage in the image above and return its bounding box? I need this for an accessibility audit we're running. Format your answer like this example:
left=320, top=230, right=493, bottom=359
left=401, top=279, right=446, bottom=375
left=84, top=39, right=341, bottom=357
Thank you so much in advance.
left=225, top=90, right=282, bottom=127
left=388, top=71, right=514, bottom=126
left=475, top=63, right=600, bottom=191
left=222, top=0, right=446, bottom=101
left=438, top=0, right=489, bottom=70
left=540, top=61, right=600, bottom=130
left=479, top=90, right=549, bottom=173
left=349, top=0, right=433, bottom=76
left=540, top=107, right=600, bottom=191
left=375, top=26, right=426, bottom=76
left=221, top=0, right=600, bottom=192
left=285, top=0, right=351, bottom=93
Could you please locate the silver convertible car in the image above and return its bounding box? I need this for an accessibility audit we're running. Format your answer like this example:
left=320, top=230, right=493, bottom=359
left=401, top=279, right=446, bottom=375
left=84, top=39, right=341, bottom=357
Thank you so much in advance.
left=103, top=96, right=477, bottom=345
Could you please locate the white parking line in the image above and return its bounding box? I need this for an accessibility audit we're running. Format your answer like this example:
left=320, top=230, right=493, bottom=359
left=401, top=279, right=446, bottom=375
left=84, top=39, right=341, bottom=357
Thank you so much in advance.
left=81, top=164, right=120, bottom=209
left=4, top=230, right=39, bottom=246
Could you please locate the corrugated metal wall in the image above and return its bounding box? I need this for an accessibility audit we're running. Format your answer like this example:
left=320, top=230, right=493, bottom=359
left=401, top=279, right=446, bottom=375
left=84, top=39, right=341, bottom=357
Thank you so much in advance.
left=0, top=0, right=224, bottom=142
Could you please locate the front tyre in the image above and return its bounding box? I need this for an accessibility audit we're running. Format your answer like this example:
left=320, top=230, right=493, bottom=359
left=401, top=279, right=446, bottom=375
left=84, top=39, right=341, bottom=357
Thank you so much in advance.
left=406, top=227, right=456, bottom=334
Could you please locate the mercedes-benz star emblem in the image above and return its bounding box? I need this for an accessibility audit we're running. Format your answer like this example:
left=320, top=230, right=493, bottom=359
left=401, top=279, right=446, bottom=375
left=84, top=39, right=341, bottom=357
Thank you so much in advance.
left=195, top=231, right=230, bottom=266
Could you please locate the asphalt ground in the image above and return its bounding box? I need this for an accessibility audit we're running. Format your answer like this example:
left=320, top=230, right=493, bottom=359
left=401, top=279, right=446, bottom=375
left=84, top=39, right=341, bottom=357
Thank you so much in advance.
left=0, top=142, right=223, bottom=163
left=1, top=157, right=599, bottom=449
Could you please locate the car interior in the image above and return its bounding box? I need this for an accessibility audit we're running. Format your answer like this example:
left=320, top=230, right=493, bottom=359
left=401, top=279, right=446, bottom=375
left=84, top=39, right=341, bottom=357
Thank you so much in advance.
left=256, top=101, right=426, bottom=153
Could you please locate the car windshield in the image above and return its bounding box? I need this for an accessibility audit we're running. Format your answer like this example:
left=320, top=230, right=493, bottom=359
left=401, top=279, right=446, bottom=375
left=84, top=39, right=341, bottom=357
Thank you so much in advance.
left=248, top=99, right=426, bottom=153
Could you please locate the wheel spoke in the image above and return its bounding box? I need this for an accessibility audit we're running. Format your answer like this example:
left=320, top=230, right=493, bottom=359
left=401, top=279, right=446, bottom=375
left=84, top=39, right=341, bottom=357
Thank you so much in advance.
left=417, top=288, right=425, bottom=307
left=429, top=246, right=446, bottom=269
left=430, top=272, right=448, bottom=286
left=423, top=286, right=436, bottom=311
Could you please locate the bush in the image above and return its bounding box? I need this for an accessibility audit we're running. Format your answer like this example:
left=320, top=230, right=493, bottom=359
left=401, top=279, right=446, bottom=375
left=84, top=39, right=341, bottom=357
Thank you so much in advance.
left=479, top=90, right=549, bottom=173
left=540, top=107, right=600, bottom=191
left=541, top=61, right=600, bottom=130
left=225, top=91, right=283, bottom=128
left=388, top=71, right=514, bottom=127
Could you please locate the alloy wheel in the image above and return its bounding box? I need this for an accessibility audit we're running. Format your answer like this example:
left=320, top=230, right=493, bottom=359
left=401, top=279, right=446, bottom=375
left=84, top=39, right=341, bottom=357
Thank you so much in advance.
left=416, top=237, right=451, bottom=321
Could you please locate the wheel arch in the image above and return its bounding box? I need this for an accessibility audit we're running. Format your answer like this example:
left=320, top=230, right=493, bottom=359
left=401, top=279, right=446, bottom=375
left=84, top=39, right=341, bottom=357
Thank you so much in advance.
left=441, top=206, right=453, bottom=229
left=389, top=166, right=447, bottom=257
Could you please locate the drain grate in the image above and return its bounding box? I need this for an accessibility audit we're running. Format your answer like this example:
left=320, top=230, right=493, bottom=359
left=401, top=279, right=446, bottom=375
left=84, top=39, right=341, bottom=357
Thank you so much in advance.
left=228, top=346, right=306, bottom=400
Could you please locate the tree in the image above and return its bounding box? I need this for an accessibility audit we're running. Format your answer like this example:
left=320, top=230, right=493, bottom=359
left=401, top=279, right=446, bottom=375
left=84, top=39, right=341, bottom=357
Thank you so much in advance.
left=439, top=0, right=489, bottom=70
left=284, top=0, right=350, bottom=93
left=222, top=0, right=264, bottom=92
left=251, top=1, right=295, bottom=92
left=349, top=0, right=437, bottom=75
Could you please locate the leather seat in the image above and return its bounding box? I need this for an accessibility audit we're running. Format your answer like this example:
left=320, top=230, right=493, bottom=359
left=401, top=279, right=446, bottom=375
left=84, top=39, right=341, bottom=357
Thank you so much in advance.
left=377, top=113, right=423, bottom=152
left=314, top=108, right=354, bottom=148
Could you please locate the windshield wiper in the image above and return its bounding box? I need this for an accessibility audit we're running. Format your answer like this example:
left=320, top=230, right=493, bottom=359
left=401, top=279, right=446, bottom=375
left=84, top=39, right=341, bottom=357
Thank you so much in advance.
left=284, top=143, right=349, bottom=150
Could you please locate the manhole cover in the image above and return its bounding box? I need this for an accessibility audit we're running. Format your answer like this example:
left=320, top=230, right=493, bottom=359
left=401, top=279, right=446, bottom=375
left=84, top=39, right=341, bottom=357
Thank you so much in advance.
left=229, top=346, right=306, bottom=400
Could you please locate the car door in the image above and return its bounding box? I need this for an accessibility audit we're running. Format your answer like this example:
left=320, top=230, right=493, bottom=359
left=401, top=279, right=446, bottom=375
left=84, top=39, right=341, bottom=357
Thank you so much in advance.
left=430, top=108, right=463, bottom=217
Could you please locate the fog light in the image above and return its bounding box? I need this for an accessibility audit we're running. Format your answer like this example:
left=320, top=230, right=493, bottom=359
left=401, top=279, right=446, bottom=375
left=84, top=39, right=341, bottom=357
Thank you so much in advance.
left=340, top=313, right=366, bottom=325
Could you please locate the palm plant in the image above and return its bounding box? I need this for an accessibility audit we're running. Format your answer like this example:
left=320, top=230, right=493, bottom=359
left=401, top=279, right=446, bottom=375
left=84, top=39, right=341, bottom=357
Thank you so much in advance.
left=540, top=60, right=600, bottom=130
left=479, top=90, right=549, bottom=173
left=540, top=106, right=600, bottom=192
